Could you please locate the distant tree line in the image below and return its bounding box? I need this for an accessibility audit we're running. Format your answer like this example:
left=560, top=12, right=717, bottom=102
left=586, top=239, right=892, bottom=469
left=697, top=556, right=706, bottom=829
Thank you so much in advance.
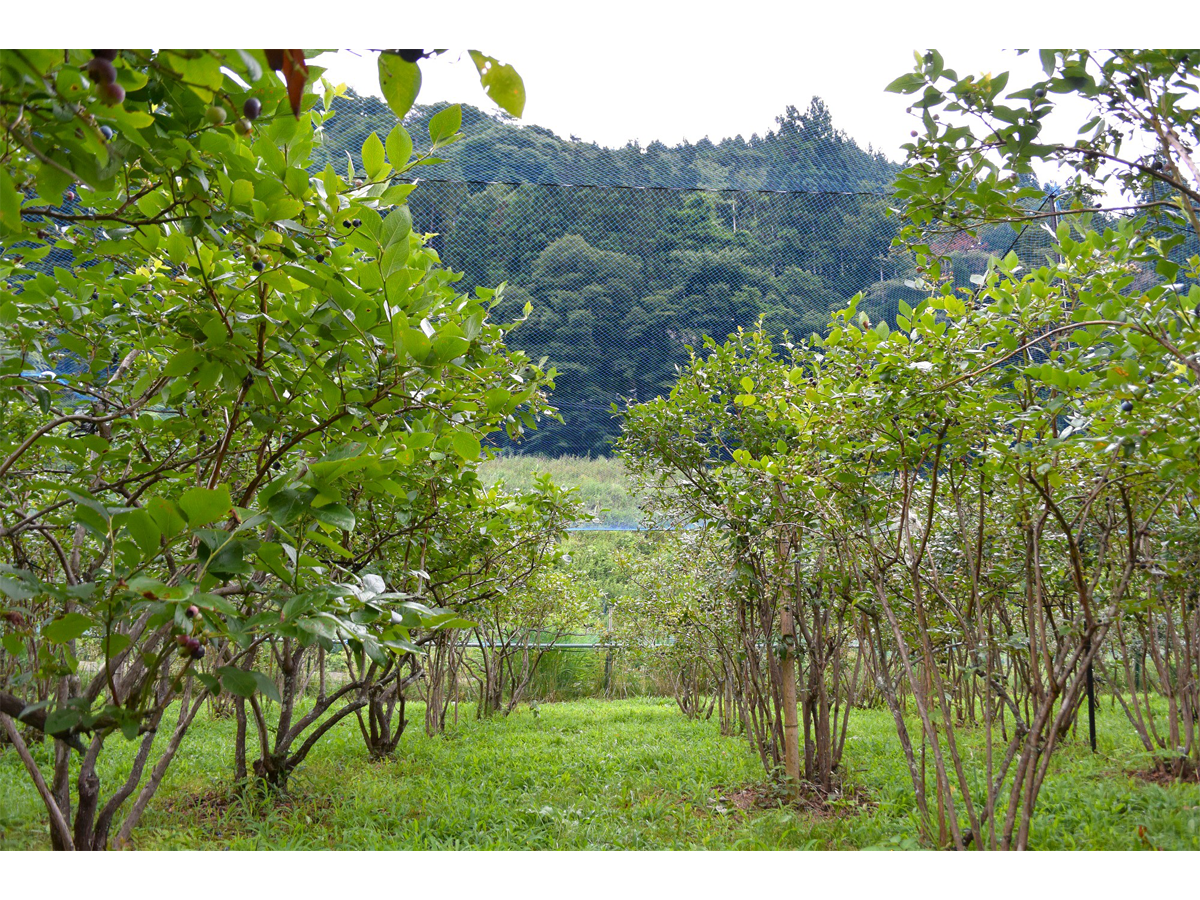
left=318, top=93, right=1061, bottom=455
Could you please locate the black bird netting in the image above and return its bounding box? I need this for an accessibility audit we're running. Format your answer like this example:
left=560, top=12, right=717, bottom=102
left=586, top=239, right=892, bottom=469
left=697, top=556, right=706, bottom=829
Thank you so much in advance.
left=310, top=95, right=1072, bottom=455
left=14, top=94, right=1072, bottom=456
left=404, top=180, right=1014, bottom=456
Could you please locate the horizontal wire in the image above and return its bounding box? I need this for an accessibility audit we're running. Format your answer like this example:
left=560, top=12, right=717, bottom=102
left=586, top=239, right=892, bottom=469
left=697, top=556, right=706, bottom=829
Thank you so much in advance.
left=399, top=176, right=892, bottom=200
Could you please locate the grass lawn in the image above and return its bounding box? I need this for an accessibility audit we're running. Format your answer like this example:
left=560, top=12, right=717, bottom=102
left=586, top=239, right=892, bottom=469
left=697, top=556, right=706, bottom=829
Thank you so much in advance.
left=2, top=698, right=1196, bottom=850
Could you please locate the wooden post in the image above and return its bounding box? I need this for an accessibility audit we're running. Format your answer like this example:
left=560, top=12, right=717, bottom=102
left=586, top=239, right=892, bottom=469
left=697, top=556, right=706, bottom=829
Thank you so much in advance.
left=781, top=605, right=802, bottom=792
left=774, top=488, right=802, bottom=794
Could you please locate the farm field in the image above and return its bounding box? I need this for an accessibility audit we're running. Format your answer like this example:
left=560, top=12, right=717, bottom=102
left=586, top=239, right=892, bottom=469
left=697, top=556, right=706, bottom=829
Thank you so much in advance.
left=4, top=46, right=1200, bottom=859
left=480, top=454, right=641, bottom=528
left=2, top=699, right=1195, bottom=851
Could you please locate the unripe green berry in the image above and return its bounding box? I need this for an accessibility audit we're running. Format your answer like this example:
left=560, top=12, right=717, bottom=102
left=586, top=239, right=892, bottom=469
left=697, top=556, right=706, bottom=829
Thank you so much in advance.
left=98, top=82, right=125, bottom=106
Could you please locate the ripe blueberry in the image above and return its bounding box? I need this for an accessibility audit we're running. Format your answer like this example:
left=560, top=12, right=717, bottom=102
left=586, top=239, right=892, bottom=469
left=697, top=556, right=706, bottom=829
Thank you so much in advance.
left=86, top=57, right=117, bottom=85
left=1120, top=400, right=1134, bottom=413
left=252, top=259, right=265, bottom=272
left=243, top=97, right=262, bottom=121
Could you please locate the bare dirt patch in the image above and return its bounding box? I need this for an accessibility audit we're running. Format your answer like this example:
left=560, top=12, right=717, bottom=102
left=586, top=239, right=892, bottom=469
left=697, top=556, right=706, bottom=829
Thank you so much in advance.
left=708, top=780, right=874, bottom=819
left=1126, top=756, right=1199, bottom=786
left=159, top=784, right=305, bottom=826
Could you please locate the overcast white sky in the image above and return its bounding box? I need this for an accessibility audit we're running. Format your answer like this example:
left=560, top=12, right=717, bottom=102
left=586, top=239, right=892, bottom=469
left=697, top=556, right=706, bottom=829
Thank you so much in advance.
left=314, top=47, right=1064, bottom=162
left=313, top=42, right=1156, bottom=197
left=22, top=0, right=1191, bottom=192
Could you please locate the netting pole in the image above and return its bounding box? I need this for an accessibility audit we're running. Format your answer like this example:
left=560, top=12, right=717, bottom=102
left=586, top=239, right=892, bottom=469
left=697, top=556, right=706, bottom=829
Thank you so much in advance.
left=1053, top=190, right=1098, bottom=753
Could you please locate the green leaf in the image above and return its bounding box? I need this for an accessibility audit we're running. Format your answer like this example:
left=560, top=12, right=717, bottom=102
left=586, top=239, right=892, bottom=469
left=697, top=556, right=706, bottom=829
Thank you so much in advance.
left=43, top=613, right=92, bottom=644
left=1, top=633, right=24, bottom=658
left=66, top=489, right=110, bottom=522
left=43, top=707, right=82, bottom=734
left=190, top=592, right=238, bottom=616
left=147, top=497, right=187, bottom=539
left=215, top=666, right=258, bottom=699
left=429, top=105, right=462, bottom=146
left=378, top=53, right=422, bottom=120
left=469, top=51, right=526, bottom=117
left=310, top=503, right=355, bottom=531
left=297, top=616, right=337, bottom=641
left=250, top=670, right=281, bottom=703
left=385, top=124, right=413, bottom=168
left=362, top=637, right=388, bottom=666
left=404, top=327, right=431, bottom=363
left=116, top=710, right=141, bottom=741
left=179, top=485, right=233, bottom=527
left=123, top=509, right=162, bottom=557
left=0, top=575, right=33, bottom=601
left=102, top=632, right=132, bottom=659
left=380, top=206, right=412, bottom=248
left=268, top=487, right=312, bottom=526
left=162, top=349, right=203, bottom=377
left=430, top=330, right=470, bottom=364
left=230, top=179, right=254, bottom=206
left=361, top=132, right=385, bottom=179
left=884, top=72, right=925, bottom=94
left=380, top=182, right=416, bottom=206
left=165, top=231, right=191, bottom=264
left=449, top=431, right=482, bottom=461
left=0, top=168, right=23, bottom=234
left=304, top=528, right=353, bottom=558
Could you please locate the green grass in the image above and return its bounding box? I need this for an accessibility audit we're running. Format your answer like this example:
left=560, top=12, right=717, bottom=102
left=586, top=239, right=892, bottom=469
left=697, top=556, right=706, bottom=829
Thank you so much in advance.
left=2, top=699, right=1196, bottom=850
left=479, top=454, right=640, bottom=527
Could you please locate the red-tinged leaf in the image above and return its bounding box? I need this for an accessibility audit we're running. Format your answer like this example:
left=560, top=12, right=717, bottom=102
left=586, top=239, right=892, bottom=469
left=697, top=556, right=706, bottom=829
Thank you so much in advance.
left=264, top=49, right=285, bottom=71
left=282, top=49, right=308, bottom=118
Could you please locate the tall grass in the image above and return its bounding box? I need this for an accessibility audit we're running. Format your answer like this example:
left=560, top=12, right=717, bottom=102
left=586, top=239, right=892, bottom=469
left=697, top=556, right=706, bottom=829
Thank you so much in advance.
left=479, top=454, right=641, bottom=527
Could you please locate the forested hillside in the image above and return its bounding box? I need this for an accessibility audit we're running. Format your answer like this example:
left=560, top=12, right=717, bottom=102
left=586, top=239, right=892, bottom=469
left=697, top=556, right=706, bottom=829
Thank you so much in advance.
left=317, top=93, right=899, bottom=191
left=317, top=93, right=1031, bottom=454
